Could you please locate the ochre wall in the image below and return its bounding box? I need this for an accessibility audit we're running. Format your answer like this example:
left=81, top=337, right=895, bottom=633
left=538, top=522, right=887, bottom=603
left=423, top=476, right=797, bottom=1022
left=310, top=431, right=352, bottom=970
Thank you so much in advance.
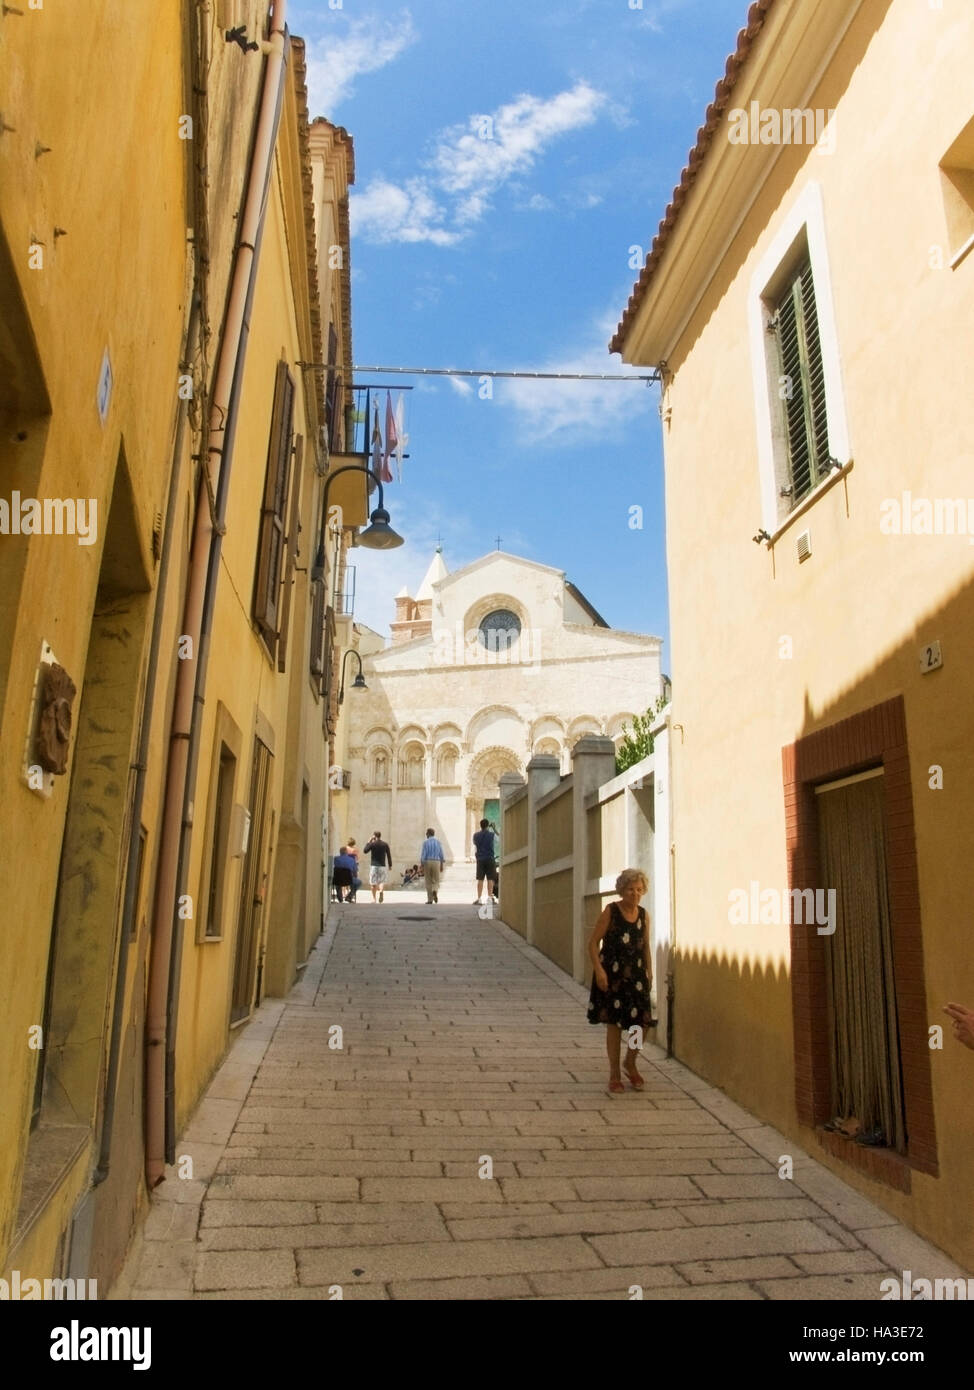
left=649, top=0, right=974, bottom=1265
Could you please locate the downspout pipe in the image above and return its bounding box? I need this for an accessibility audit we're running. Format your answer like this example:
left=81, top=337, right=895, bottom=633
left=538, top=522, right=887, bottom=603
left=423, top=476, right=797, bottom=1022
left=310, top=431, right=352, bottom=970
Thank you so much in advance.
left=145, top=0, right=290, bottom=1188
left=92, top=285, right=200, bottom=1187
left=164, top=27, right=289, bottom=1162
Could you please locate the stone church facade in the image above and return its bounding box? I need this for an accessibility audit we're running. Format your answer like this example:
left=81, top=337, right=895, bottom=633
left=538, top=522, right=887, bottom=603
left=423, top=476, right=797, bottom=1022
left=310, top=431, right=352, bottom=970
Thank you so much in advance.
left=339, top=550, right=662, bottom=868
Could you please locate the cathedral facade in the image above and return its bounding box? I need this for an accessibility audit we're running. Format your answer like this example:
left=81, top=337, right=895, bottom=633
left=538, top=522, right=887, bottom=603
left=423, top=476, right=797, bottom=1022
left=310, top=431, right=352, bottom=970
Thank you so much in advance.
left=339, top=550, right=662, bottom=867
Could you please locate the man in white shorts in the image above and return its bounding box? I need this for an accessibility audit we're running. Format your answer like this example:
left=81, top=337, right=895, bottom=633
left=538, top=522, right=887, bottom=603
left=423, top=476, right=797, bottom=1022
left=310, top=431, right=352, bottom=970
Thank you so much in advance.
left=365, top=830, right=393, bottom=903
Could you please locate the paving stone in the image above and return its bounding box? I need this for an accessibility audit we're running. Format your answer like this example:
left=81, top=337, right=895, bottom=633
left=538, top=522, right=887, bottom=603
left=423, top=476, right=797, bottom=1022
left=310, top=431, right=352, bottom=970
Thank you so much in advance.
left=297, top=1234, right=603, bottom=1285
left=589, top=1218, right=842, bottom=1266
left=203, top=1175, right=359, bottom=1201
left=199, top=1199, right=319, bottom=1227
left=528, top=1265, right=686, bottom=1296
left=853, top=1225, right=970, bottom=1279
left=388, top=1275, right=535, bottom=1300
left=692, top=1175, right=808, bottom=1200
left=446, top=1207, right=689, bottom=1242
left=675, top=1255, right=801, bottom=1284
left=195, top=1249, right=296, bottom=1290
left=142, top=1202, right=200, bottom=1243
left=360, top=1177, right=505, bottom=1203
left=756, top=1273, right=893, bottom=1300
left=571, top=1176, right=702, bottom=1201
left=791, top=1250, right=889, bottom=1274
left=134, top=1240, right=198, bottom=1291
left=679, top=1199, right=826, bottom=1226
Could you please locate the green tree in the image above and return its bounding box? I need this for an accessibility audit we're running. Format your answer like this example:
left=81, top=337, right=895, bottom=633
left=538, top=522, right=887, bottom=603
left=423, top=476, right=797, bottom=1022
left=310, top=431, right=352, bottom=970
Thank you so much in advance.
left=615, top=696, right=667, bottom=775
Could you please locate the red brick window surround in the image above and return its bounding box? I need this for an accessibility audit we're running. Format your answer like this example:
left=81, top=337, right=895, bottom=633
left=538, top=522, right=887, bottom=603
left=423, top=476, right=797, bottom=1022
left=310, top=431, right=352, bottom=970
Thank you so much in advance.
left=783, top=695, right=938, bottom=1189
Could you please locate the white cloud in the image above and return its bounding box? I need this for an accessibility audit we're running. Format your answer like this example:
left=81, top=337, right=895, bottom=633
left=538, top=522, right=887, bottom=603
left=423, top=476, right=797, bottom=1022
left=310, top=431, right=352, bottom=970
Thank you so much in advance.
left=432, top=82, right=605, bottom=216
left=497, top=306, right=655, bottom=443
left=351, top=81, right=607, bottom=246
left=304, top=13, right=415, bottom=117
left=447, top=376, right=475, bottom=397
left=349, top=178, right=460, bottom=247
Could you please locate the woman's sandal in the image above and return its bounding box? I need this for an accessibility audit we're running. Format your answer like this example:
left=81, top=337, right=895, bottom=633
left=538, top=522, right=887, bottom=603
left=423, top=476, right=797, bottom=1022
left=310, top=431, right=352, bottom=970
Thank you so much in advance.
left=608, top=1078, right=625, bottom=1095
left=624, top=1067, right=645, bottom=1091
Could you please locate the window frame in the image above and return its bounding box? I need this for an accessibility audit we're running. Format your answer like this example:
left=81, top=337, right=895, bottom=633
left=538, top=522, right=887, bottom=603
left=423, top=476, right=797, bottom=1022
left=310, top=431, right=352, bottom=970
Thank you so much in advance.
left=253, top=360, right=296, bottom=658
left=197, top=704, right=243, bottom=944
left=748, top=182, right=851, bottom=538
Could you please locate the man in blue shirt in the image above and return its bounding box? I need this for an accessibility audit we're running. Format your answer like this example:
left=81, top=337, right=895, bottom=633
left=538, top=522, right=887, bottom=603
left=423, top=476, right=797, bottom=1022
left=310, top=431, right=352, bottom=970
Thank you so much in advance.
left=472, top=818, right=498, bottom=904
left=420, top=827, right=445, bottom=904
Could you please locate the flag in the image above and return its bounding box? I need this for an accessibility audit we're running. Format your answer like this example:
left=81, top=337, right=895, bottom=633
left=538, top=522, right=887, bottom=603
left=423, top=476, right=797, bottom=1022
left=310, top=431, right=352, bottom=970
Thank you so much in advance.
left=372, top=402, right=392, bottom=483
left=382, top=391, right=398, bottom=481
left=393, top=392, right=407, bottom=482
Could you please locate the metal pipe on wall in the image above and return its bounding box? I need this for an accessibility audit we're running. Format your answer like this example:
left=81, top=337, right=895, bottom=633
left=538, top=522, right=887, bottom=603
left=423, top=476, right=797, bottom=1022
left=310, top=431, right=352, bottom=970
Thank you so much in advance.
left=144, top=0, right=290, bottom=1188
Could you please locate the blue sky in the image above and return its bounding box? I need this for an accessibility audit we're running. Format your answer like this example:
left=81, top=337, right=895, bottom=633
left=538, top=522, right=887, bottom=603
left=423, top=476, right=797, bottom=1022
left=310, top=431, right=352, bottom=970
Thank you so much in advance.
left=289, top=0, right=750, bottom=678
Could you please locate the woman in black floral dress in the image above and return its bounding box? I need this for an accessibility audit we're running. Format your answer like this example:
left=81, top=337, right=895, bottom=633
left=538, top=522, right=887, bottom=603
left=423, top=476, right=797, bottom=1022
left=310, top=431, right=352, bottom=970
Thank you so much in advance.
left=588, top=869, right=653, bottom=1093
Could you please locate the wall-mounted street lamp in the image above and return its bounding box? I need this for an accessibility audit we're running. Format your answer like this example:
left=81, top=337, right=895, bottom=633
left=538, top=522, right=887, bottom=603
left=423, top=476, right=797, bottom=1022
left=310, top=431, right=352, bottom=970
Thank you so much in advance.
left=339, top=650, right=367, bottom=705
left=311, top=464, right=404, bottom=583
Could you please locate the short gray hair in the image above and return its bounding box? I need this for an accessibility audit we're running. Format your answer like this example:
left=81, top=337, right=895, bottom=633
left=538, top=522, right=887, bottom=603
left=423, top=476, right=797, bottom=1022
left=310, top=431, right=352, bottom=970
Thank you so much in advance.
left=615, top=867, right=648, bottom=895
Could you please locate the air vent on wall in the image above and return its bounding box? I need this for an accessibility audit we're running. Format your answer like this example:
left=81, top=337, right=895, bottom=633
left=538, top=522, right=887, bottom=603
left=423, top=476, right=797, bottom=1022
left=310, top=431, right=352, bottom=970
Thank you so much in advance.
left=797, top=529, right=812, bottom=563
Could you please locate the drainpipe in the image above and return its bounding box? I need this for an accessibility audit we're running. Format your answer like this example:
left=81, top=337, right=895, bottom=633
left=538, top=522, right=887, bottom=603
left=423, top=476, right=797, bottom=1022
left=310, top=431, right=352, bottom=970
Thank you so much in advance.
left=92, top=284, right=199, bottom=1187
left=145, top=0, right=290, bottom=1188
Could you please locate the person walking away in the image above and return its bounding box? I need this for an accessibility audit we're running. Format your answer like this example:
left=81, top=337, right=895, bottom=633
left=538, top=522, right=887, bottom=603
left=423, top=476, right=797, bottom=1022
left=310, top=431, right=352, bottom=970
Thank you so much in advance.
left=365, top=830, right=392, bottom=903
left=472, top=818, right=497, bottom=905
left=345, top=837, right=361, bottom=902
left=332, top=846, right=356, bottom=903
left=420, top=828, right=445, bottom=904
left=587, top=868, right=654, bottom=1093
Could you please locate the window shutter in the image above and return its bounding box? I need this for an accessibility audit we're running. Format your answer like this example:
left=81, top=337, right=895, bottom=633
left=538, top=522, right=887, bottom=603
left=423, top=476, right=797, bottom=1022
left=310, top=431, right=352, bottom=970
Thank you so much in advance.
left=276, top=434, right=304, bottom=674
left=325, top=323, right=342, bottom=452
left=254, top=361, right=295, bottom=655
left=309, top=576, right=325, bottom=678
left=776, top=256, right=830, bottom=502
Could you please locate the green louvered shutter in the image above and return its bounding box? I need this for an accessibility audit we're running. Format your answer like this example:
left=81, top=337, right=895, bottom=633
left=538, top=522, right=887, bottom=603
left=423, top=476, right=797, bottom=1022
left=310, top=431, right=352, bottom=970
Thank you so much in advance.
left=774, top=256, right=830, bottom=503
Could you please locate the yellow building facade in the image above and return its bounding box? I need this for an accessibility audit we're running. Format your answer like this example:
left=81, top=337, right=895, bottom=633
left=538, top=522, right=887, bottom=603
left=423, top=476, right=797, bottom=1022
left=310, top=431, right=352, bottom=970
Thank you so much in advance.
left=615, top=0, right=974, bottom=1267
left=1, top=0, right=357, bottom=1290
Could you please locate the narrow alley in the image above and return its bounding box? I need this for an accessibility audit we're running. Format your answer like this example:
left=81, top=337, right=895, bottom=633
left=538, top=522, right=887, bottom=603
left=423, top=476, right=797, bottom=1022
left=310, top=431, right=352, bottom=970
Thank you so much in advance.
left=112, top=893, right=964, bottom=1302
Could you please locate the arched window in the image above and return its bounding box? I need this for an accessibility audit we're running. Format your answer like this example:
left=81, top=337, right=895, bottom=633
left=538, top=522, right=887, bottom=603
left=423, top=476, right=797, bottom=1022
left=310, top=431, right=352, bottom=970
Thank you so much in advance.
left=435, top=745, right=458, bottom=785
left=398, top=742, right=425, bottom=788
left=370, top=750, right=390, bottom=786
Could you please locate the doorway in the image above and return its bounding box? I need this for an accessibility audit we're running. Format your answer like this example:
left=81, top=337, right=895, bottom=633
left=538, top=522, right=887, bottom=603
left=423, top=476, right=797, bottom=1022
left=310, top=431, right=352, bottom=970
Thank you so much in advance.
left=230, top=737, right=273, bottom=1023
left=816, top=769, right=906, bottom=1152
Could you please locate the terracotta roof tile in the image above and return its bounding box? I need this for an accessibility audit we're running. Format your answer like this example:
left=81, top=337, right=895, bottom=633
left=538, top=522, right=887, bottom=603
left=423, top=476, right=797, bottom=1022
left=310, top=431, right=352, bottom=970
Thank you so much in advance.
left=610, top=0, right=779, bottom=356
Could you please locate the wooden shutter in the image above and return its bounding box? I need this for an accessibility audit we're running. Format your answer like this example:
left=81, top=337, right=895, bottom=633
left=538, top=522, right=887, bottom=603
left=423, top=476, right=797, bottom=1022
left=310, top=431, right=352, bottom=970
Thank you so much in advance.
left=325, top=323, right=342, bottom=452
left=276, top=434, right=304, bottom=673
left=253, top=361, right=295, bottom=654
left=774, top=256, right=830, bottom=502
left=309, top=576, right=325, bottom=678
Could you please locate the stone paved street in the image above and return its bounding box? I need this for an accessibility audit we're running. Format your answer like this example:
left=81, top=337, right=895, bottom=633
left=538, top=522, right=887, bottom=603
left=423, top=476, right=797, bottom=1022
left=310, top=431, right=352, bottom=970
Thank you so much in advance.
left=113, top=892, right=968, bottom=1301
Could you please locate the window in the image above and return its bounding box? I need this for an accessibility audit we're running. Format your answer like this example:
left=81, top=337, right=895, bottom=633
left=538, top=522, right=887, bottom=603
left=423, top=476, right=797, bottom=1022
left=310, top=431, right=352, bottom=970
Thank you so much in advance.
left=768, top=253, right=830, bottom=504
left=253, top=360, right=296, bottom=658
left=398, top=742, right=425, bottom=788
left=203, top=743, right=236, bottom=939
left=749, top=183, right=851, bottom=536
left=370, top=750, right=390, bottom=786
left=478, top=609, right=520, bottom=652
left=434, top=745, right=458, bottom=784
left=276, top=435, right=304, bottom=675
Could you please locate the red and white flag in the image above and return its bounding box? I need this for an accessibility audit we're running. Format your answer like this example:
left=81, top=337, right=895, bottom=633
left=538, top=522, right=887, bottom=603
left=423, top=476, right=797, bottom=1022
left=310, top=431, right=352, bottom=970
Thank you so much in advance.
left=382, top=391, right=398, bottom=482
left=372, top=402, right=392, bottom=483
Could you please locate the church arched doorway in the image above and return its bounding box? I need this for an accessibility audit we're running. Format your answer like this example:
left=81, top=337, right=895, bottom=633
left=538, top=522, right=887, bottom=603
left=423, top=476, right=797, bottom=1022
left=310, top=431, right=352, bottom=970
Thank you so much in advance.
left=466, top=746, right=522, bottom=858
